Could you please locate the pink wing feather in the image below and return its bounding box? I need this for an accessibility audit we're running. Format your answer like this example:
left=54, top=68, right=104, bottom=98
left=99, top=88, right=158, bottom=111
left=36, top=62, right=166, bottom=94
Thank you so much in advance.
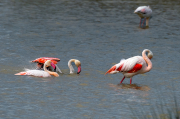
left=31, top=57, right=60, bottom=64
left=105, top=56, right=143, bottom=74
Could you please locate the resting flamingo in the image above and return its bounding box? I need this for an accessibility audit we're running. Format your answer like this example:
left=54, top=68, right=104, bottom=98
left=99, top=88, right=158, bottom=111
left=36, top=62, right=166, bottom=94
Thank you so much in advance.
left=15, top=60, right=59, bottom=77
left=105, top=49, right=153, bottom=84
left=134, top=6, right=152, bottom=28
left=68, top=59, right=81, bottom=74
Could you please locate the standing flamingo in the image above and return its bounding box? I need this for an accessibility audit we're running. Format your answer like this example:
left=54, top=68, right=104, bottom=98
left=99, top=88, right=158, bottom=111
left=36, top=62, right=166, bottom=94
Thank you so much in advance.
left=105, top=49, right=153, bottom=84
left=68, top=59, right=81, bottom=74
left=15, top=60, right=59, bottom=77
left=134, top=6, right=152, bottom=28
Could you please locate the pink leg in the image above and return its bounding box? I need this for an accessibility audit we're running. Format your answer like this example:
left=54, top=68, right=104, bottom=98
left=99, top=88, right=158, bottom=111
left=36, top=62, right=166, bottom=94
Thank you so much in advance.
left=130, top=78, right=132, bottom=84
left=120, top=76, right=125, bottom=84
left=142, top=18, right=146, bottom=26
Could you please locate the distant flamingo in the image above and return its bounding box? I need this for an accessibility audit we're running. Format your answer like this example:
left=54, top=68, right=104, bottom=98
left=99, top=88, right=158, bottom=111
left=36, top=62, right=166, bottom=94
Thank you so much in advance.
left=105, top=49, right=153, bottom=84
left=15, top=60, right=59, bottom=77
left=68, top=59, right=81, bottom=74
left=134, top=6, right=152, bottom=27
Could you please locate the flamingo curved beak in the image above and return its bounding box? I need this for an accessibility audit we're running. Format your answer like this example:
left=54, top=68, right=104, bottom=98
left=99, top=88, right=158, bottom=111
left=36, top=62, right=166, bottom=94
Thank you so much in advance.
left=51, top=62, right=56, bottom=70
left=77, top=66, right=81, bottom=74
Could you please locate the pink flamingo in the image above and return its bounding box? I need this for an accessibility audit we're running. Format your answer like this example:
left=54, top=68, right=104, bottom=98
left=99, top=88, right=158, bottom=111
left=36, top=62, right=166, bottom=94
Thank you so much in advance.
left=15, top=60, right=59, bottom=77
left=32, top=57, right=81, bottom=74
left=31, top=57, right=62, bottom=73
left=31, top=57, right=60, bottom=64
left=134, top=6, right=152, bottom=27
left=32, top=58, right=81, bottom=74
left=105, top=49, right=153, bottom=84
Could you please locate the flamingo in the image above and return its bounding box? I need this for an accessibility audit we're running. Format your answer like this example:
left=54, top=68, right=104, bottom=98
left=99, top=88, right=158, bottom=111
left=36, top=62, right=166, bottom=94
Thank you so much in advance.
left=15, top=60, right=59, bottom=77
left=105, top=49, right=153, bottom=84
left=68, top=59, right=81, bottom=74
left=134, top=6, right=152, bottom=28
left=31, top=57, right=60, bottom=64
left=31, top=57, right=62, bottom=73
left=32, top=58, right=81, bottom=74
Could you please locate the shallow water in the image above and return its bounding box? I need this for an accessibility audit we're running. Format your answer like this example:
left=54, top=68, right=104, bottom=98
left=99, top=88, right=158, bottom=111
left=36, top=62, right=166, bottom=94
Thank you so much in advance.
left=0, top=0, right=180, bottom=118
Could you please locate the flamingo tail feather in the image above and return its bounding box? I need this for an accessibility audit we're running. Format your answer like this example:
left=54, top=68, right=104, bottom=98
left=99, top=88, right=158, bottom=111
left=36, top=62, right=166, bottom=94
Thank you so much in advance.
left=15, top=72, right=27, bottom=75
left=105, top=65, right=116, bottom=75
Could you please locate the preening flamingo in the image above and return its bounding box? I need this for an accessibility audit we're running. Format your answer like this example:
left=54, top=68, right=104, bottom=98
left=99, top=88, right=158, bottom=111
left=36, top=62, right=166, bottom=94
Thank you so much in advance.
left=31, top=57, right=60, bottom=64
left=68, top=59, right=81, bottom=74
left=15, top=60, right=59, bottom=77
left=32, top=58, right=81, bottom=74
left=134, top=6, right=152, bottom=28
left=31, top=57, right=62, bottom=73
left=105, top=49, right=153, bottom=84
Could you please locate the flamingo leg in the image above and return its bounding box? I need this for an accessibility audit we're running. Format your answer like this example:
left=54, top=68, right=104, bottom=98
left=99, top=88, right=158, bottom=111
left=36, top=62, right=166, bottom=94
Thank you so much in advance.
left=130, top=78, right=132, bottom=84
left=120, top=76, right=125, bottom=84
left=142, top=18, right=146, bottom=26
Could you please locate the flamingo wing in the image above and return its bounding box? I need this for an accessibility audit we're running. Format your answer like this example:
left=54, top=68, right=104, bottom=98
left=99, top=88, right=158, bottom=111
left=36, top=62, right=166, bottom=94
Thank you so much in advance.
left=134, top=6, right=152, bottom=15
left=105, top=56, right=143, bottom=74
left=121, top=56, right=142, bottom=73
left=128, top=64, right=142, bottom=73
left=31, top=57, right=60, bottom=64
left=140, top=8, right=147, bottom=14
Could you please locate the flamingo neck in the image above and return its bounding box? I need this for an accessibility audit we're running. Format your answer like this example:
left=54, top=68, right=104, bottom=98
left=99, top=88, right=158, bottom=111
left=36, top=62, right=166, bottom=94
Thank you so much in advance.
left=44, top=63, right=59, bottom=77
left=142, top=49, right=152, bottom=72
left=68, top=59, right=75, bottom=74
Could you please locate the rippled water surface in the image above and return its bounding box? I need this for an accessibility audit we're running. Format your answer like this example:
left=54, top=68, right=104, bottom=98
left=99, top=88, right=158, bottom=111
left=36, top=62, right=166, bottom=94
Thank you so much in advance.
left=1, top=0, right=180, bottom=118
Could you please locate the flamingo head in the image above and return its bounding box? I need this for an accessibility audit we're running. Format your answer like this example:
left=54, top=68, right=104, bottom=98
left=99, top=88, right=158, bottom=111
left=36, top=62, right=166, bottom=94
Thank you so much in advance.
left=44, top=60, right=56, bottom=69
left=75, top=60, right=81, bottom=74
left=147, top=50, right=153, bottom=60
left=143, top=49, right=153, bottom=60
left=44, top=60, right=59, bottom=77
left=77, top=66, right=81, bottom=74
left=44, top=60, right=52, bottom=67
left=50, top=62, right=56, bottom=70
